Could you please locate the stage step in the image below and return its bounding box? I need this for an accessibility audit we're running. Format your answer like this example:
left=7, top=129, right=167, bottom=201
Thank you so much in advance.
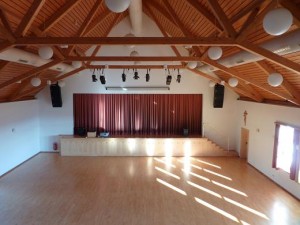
left=60, top=136, right=238, bottom=157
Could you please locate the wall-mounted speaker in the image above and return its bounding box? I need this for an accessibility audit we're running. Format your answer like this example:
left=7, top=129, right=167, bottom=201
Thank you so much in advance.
left=213, top=84, right=224, bottom=108
left=50, top=83, right=62, bottom=107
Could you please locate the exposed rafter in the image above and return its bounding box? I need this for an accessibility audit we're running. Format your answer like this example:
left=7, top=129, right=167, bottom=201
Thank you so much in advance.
left=206, top=0, right=237, bottom=38
left=13, top=37, right=236, bottom=46
left=0, top=8, right=15, bottom=42
left=0, top=60, right=62, bottom=90
left=15, top=0, right=46, bottom=37
left=280, top=0, right=300, bottom=27
left=255, top=61, right=300, bottom=102
left=186, top=0, right=223, bottom=32
left=238, top=41, right=300, bottom=75
left=40, top=0, right=81, bottom=33
left=203, top=59, right=300, bottom=105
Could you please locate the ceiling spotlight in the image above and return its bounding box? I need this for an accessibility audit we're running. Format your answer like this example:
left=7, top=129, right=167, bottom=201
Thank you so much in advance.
left=92, top=69, right=97, bottom=82
left=92, top=74, right=98, bottom=82
left=176, top=69, right=181, bottom=83
left=38, top=46, right=53, bottom=60
left=31, top=77, right=41, bottom=87
left=133, top=69, right=139, bottom=80
left=72, top=61, right=82, bottom=68
left=263, top=8, right=293, bottom=36
left=122, top=69, right=126, bottom=82
left=208, top=46, right=223, bottom=60
left=146, top=69, right=150, bottom=82
left=104, top=0, right=131, bottom=13
left=228, top=77, right=238, bottom=87
left=166, top=75, right=172, bottom=85
left=100, top=75, right=106, bottom=84
left=187, top=61, right=197, bottom=69
left=268, top=72, right=283, bottom=87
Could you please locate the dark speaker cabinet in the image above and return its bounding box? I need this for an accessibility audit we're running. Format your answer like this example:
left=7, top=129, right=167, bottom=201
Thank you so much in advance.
left=213, top=84, right=224, bottom=108
left=50, top=83, right=63, bottom=107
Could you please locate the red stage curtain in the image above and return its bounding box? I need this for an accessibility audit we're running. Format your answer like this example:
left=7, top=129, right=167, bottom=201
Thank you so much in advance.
left=74, top=94, right=202, bottom=136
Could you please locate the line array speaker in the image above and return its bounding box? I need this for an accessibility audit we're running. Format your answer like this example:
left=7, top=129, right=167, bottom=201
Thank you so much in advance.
left=213, top=84, right=224, bottom=108
left=50, top=83, right=62, bottom=107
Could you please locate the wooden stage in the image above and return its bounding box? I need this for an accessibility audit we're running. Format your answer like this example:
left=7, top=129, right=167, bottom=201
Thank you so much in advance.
left=0, top=153, right=299, bottom=225
left=60, top=135, right=234, bottom=157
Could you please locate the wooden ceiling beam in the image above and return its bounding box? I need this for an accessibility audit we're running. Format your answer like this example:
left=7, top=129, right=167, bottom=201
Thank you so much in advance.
left=14, top=36, right=236, bottom=46
left=203, top=59, right=300, bottom=105
left=189, top=68, right=259, bottom=101
left=162, top=0, right=202, bottom=56
left=255, top=61, right=300, bottom=101
left=238, top=7, right=260, bottom=37
left=0, top=41, right=13, bottom=53
left=206, top=0, right=237, bottom=38
left=236, top=1, right=276, bottom=41
left=52, top=67, right=85, bottom=82
left=67, top=0, right=103, bottom=55
left=280, top=0, right=300, bottom=27
left=229, top=0, right=269, bottom=23
left=15, top=0, right=46, bottom=37
left=144, top=4, right=182, bottom=60
left=238, top=41, right=300, bottom=75
left=0, top=60, right=61, bottom=90
left=9, top=77, right=34, bottom=101
left=186, top=0, right=223, bottom=32
left=148, top=1, right=177, bottom=28
left=0, top=8, right=15, bottom=42
left=41, top=0, right=81, bottom=33
left=83, top=11, right=111, bottom=36
left=66, top=56, right=199, bottom=62
left=12, top=84, right=45, bottom=102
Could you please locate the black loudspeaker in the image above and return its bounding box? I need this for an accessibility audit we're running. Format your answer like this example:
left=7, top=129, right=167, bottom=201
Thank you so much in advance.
left=50, top=83, right=62, bottom=107
left=214, top=84, right=224, bottom=108
left=74, top=127, right=86, bottom=136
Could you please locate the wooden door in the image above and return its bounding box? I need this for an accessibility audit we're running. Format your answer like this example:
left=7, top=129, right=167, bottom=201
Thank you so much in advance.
left=240, top=128, right=249, bottom=159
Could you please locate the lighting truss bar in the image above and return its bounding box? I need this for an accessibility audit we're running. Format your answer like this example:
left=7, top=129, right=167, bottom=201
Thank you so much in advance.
left=87, top=65, right=185, bottom=69
left=105, top=86, right=170, bottom=91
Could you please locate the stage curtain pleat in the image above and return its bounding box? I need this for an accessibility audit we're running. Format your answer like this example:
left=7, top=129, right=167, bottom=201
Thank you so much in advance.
left=74, top=94, right=202, bottom=136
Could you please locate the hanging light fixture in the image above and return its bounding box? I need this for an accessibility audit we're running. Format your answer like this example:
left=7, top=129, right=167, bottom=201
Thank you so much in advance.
left=208, top=80, right=216, bottom=88
left=100, top=69, right=106, bottom=84
left=122, top=69, right=126, bottom=82
left=31, top=77, right=41, bottom=87
left=38, top=46, right=53, bottom=60
left=228, top=77, right=238, bottom=87
left=124, top=33, right=135, bottom=48
left=72, top=61, right=82, bottom=68
left=58, top=80, right=66, bottom=87
left=268, top=73, right=283, bottom=87
left=105, top=0, right=131, bottom=13
left=208, top=46, right=223, bottom=60
left=187, top=61, right=197, bottom=69
left=166, top=69, right=172, bottom=85
left=146, top=69, right=150, bottom=82
left=133, top=69, right=139, bottom=80
left=263, top=8, right=293, bottom=36
left=176, top=69, right=181, bottom=83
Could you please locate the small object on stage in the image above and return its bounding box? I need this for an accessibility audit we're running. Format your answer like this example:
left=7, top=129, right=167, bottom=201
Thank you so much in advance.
left=100, top=132, right=110, bottom=138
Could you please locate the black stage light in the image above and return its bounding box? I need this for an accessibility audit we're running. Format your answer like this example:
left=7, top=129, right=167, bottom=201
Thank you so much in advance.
left=92, top=74, right=97, bottom=82
left=146, top=69, right=150, bottom=82
left=122, top=69, right=126, bottom=82
left=133, top=69, right=139, bottom=80
left=166, top=75, right=172, bottom=85
left=100, top=75, right=106, bottom=84
left=176, top=75, right=181, bottom=83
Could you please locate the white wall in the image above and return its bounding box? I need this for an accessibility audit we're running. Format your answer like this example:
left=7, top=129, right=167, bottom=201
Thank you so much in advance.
left=0, top=100, right=40, bottom=176
left=38, top=14, right=239, bottom=151
left=236, top=101, right=300, bottom=199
